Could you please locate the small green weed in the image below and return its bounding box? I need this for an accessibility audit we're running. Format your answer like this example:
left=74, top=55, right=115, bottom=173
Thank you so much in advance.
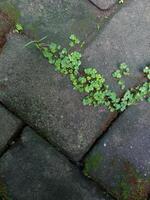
left=14, top=23, right=23, bottom=33
left=69, top=34, right=80, bottom=47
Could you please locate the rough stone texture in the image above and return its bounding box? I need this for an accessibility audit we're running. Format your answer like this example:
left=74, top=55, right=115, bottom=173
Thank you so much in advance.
left=84, top=102, right=150, bottom=199
left=89, top=0, right=117, bottom=10
left=0, top=104, right=23, bottom=154
left=83, top=0, right=150, bottom=93
left=0, top=127, right=114, bottom=200
left=0, top=34, right=116, bottom=161
left=0, top=0, right=100, bottom=45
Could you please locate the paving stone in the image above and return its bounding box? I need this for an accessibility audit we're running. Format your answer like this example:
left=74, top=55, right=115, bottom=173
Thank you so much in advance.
left=0, top=127, right=114, bottom=200
left=83, top=0, right=150, bottom=93
left=0, top=33, right=116, bottom=161
left=83, top=102, right=150, bottom=200
left=0, top=0, right=100, bottom=45
left=0, top=104, right=23, bottom=154
left=89, top=0, right=117, bottom=10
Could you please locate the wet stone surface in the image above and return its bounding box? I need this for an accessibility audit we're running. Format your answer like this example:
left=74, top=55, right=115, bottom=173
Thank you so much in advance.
left=0, top=127, right=114, bottom=200
left=83, top=102, right=150, bottom=200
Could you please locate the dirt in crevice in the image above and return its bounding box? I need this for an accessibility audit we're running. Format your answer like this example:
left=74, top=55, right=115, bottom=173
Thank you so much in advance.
left=0, top=10, right=14, bottom=51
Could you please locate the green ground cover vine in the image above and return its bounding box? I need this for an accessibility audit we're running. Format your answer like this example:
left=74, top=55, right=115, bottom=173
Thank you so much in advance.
left=25, top=33, right=150, bottom=112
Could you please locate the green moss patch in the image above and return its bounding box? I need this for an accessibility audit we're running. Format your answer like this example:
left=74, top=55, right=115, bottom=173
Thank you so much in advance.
left=115, top=162, right=150, bottom=200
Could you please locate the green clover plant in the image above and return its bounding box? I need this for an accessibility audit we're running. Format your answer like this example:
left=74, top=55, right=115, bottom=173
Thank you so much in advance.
left=112, top=63, right=129, bottom=90
left=25, top=32, right=150, bottom=113
left=15, top=23, right=23, bottom=33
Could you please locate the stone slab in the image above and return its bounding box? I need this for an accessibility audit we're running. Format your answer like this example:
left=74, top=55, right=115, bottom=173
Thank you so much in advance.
left=0, top=0, right=100, bottom=45
left=0, top=104, right=23, bottom=154
left=89, top=0, right=117, bottom=10
left=83, top=102, right=150, bottom=200
left=83, top=0, right=150, bottom=93
left=0, top=127, right=114, bottom=200
left=0, top=33, right=116, bottom=161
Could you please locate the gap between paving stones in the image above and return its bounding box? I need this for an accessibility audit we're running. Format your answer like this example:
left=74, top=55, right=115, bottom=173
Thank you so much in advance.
left=0, top=98, right=119, bottom=170
left=0, top=0, right=121, bottom=68
left=0, top=2, right=124, bottom=163
left=0, top=10, right=148, bottom=162
left=0, top=72, right=123, bottom=200
left=0, top=0, right=148, bottom=162
left=0, top=33, right=118, bottom=161
left=0, top=33, right=119, bottom=199
left=0, top=9, right=142, bottom=200
left=88, top=0, right=117, bottom=11
left=0, top=92, right=142, bottom=200
left=0, top=1, right=148, bottom=198
left=79, top=79, right=149, bottom=160
left=81, top=0, right=150, bottom=197
left=0, top=122, right=26, bottom=159
left=0, top=125, right=117, bottom=200
left=1, top=0, right=142, bottom=164
left=0, top=102, right=25, bottom=157
left=80, top=111, right=121, bottom=163
left=83, top=0, right=122, bottom=50
left=0, top=56, right=118, bottom=168
left=0, top=11, right=13, bottom=51
left=0, top=1, right=123, bottom=162
left=0, top=102, right=85, bottom=168
left=0, top=0, right=100, bottom=46
left=79, top=111, right=130, bottom=199
left=0, top=101, right=24, bottom=155
left=0, top=127, right=116, bottom=200
left=0, top=101, right=81, bottom=167
left=0, top=92, right=122, bottom=170
left=0, top=102, right=82, bottom=168
left=83, top=0, right=150, bottom=91
left=0, top=55, right=146, bottom=200
left=83, top=102, right=150, bottom=200
left=0, top=0, right=122, bottom=55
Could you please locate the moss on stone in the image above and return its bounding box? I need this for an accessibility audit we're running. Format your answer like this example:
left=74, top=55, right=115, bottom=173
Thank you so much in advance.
left=83, top=153, right=103, bottom=176
left=114, top=161, right=150, bottom=200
